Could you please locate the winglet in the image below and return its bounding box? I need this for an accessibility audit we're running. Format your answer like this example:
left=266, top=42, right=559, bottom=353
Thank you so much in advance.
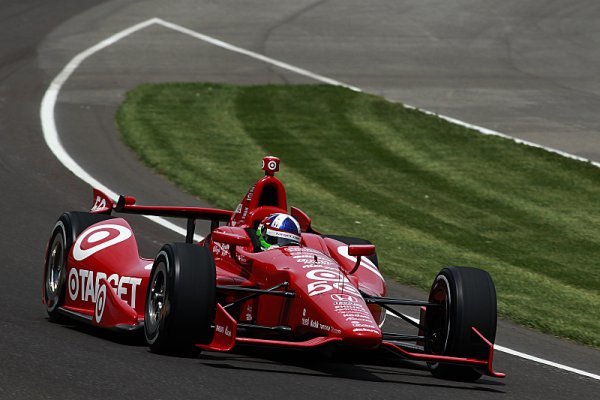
left=197, top=304, right=237, bottom=352
left=92, top=278, right=138, bottom=328
left=472, top=326, right=506, bottom=378
left=90, top=188, right=115, bottom=214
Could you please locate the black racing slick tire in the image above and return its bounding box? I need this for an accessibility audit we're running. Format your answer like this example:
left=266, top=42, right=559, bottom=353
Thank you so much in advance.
left=144, top=243, right=216, bottom=356
left=43, top=212, right=115, bottom=322
left=424, top=266, right=497, bottom=382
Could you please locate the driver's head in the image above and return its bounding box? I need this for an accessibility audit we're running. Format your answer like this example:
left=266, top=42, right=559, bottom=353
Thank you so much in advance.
left=256, top=213, right=301, bottom=250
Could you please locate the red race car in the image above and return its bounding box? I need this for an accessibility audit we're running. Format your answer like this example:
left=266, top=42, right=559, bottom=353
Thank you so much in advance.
left=43, top=156, right=504, bottom=381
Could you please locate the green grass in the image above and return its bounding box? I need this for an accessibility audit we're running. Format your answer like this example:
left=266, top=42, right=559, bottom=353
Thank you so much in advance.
left=116, top=83, right=600, bottom=348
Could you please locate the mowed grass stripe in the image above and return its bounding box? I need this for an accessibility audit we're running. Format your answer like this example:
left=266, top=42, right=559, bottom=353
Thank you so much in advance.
left=117, top=83, right=600, bottom=348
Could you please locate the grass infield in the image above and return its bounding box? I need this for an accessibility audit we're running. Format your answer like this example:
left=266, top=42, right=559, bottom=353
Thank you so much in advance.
left=117, top=83, right=600, bottom=348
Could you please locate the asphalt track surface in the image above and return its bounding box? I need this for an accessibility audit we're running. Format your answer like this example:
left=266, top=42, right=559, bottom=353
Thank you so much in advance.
left=1, top=1, right=599, bottom=399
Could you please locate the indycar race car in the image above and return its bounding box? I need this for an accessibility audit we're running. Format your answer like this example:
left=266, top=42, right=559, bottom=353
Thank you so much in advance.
left=43, top=156, right=504, bottom=381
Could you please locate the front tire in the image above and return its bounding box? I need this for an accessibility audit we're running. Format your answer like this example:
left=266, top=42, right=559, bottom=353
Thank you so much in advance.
left=424, top=266, right=497, bottom=381
left=144, top=243, right=216, bottom=356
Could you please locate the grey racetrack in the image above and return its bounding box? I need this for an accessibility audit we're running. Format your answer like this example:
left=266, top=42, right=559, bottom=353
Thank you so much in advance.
left=1, top=1, right=599, bottom=399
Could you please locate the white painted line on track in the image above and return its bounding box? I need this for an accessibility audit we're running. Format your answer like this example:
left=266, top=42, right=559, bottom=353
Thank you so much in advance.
left=153, top=19, right=361, bottom=92
left=40, top=17, right=599, bottom=381
left=403, top=105, right=600, bottom=168
left=40, top=18, right=199, bottom=241
left=155, top=20, right=600, bottom=169
left=494, top=344, right=600, bottom=381
left=386, top=311, right=600, bottom=381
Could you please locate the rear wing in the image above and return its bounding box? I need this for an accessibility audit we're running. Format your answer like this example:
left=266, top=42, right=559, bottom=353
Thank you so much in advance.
left=90, top=188, right=232, bottom=243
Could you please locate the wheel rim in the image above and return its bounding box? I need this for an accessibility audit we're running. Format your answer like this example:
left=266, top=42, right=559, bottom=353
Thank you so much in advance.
left=147, top=262, right=167, bottom=333
left=45, top=232, right=65, bottom=311
left=426, top=275, right=451, bottom=355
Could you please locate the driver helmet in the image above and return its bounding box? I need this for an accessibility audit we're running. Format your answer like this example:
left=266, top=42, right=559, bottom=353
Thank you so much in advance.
left=256, top=213, right=301, bottom=250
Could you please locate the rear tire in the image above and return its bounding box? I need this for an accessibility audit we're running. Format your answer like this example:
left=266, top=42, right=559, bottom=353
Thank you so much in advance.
left=44, top=212, right=114, bottom=322
left=424, top=266, right=497, bottom=381
left=144, top=243, right=216, bottom=356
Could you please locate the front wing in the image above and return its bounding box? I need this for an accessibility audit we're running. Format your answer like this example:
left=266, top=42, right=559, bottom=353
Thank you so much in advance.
left=198, top=304, right=505, bottom=378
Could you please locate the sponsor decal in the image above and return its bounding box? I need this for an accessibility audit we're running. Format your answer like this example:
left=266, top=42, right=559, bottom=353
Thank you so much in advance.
left=243, top=303, right=253, bottom=321
left=305, top=268, right=360, bottom=297
left=94, top=284, right=106, bottom=323
left=68, top=267, right=80, bottom=301
left=91, top=196, right=108, bottom=212
left=246, top=185, right=255, bottom=201
left=212, top=242, right=230, bottom=257
left=301, top=317, right=331, bottom=332
left=215, top=324, right=232, bottom=337
left=301, top=264, right=336, bottom=271
left=265, top=228, right=299, bottom=241
left=68, top=267, right=141, bottom=308
left=262, top=159, right=279, bottom=172
left=352, top=328, right=380, bottom=334
left=73, top=224, right=132, bottom=261
left=288, top=247, right=332, bottom=258
left=331, top=294, right=358, bottom=302
left=331, top=296, right=380, bottom=331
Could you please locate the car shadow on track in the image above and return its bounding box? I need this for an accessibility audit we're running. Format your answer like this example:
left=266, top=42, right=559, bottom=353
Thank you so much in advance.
left=60, top=321, right=147, bottom=347
left=197, top=345, right=506, bottom=393
left=55, top=320, right=505, bottom=392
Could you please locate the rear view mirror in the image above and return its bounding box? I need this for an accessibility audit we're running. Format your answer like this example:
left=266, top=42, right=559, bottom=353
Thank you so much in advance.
left=348, top=245, right=375, bottom=257
left=347, top=245, right=376, bottom=275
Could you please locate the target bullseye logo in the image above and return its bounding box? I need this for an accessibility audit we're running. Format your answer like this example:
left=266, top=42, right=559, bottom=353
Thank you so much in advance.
left=73, top=224, right=132, bottom=261
left=306, top=269, right=340, bottom=281
left=261, top=156, right=280, bottom=175
left=94, top=284, right=107, bottom=324
left=68, top=267, right=79, bottom=301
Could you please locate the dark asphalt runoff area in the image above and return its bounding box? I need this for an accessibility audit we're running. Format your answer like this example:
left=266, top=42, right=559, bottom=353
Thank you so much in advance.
left=1, top=1, right=599, bottom=399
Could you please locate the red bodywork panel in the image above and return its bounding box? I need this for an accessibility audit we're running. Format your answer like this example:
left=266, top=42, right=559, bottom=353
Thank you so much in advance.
left=58, top=217, right=151, bottom=327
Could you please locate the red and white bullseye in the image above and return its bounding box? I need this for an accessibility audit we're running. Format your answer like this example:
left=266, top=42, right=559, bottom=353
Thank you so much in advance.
left=88, top=230, right=110, bottom=243
left=68, top=267, right=79, bottom=301
left=261, top=156, right=280, bottom=175
left=73, top=224, right=132, bottom=261
left=306, top=269, right=340, bottom=281
left=94, top=284, right=107, bottom=324
left=305, top=268, right=360, bottom=297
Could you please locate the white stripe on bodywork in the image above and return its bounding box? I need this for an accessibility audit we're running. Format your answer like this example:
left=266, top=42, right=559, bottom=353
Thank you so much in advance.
left=336, top=245, right=383, bottom=280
